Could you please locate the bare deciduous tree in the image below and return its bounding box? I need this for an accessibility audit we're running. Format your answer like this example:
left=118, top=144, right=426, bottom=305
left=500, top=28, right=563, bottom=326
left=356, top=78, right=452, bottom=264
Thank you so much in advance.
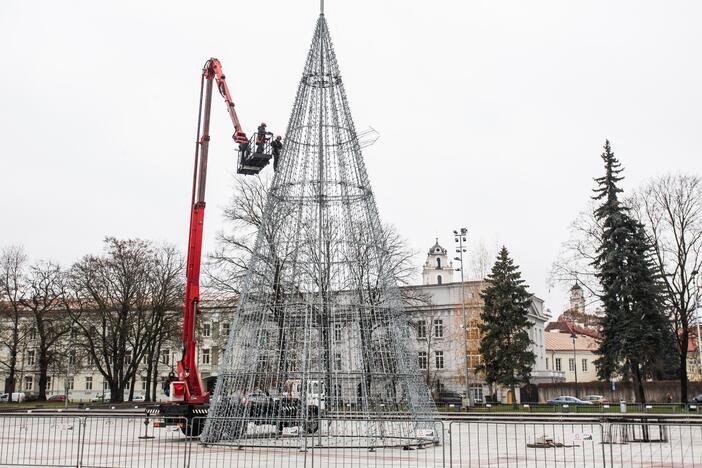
left=66, top=237, right=154, bottom=403
left=0, top=246, right=29, bottom=402
left=143, top=244, right=184, bottom=402
left=631, top=174, right=702, bottom=402
left=207, top=175, right=273, bottom=296
left=549, top=200, right=603, bottom=300
left=468, top=240, right=494, bottom=281
left=20, top=261, right=71, bottom=400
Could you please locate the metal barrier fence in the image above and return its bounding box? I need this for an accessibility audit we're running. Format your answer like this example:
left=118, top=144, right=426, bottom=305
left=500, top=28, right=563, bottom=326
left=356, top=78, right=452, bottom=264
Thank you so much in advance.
left=1, top=413, right=701, bottom=467
left=439, top=402, right=702, bottom=414
left=448, top=418, right=702, bottom=467
left=189, top=416, right=445, bottom=468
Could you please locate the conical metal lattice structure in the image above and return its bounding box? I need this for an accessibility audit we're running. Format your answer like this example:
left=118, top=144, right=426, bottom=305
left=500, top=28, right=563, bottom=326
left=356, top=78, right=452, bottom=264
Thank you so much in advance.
left=202, top=14, right=437, bottom=447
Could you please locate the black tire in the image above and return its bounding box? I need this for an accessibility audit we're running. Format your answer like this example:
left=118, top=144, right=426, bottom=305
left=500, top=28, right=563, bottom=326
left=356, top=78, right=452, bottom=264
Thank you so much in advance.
left=181, top=418, right=204, bottom=438
left=305, top=419, right=319, bottom=434
left=305, top=406, right=319, bottom=434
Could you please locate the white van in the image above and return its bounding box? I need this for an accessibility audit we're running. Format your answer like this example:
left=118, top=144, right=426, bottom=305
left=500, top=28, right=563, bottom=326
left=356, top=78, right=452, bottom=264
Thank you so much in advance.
left=284, top=379, right=326, bottom=411
left=0, top=392, right=27, bottom=403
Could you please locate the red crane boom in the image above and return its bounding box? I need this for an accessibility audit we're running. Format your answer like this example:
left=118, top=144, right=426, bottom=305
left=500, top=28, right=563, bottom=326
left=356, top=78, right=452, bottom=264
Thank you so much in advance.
left=172, top=58, right=253, bottom=406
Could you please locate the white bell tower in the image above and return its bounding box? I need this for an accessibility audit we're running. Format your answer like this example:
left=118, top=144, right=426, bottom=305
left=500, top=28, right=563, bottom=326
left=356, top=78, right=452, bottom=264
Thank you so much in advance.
left=569, top=282, right=585, bottom=313
left=422, top=239, right=453, bottom=285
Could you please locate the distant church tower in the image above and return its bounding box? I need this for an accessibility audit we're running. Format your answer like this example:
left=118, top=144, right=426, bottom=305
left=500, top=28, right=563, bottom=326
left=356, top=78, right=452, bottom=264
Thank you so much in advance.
left=569, top=282, right=585, bottom=313
left=422, top=239, right=453, bottom=285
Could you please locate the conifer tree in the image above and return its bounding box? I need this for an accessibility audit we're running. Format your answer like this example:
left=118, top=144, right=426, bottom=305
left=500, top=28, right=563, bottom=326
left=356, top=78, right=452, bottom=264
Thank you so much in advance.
left=592, top=140, right=670, bottom=403
left=478, top=247, right=535, bottom=406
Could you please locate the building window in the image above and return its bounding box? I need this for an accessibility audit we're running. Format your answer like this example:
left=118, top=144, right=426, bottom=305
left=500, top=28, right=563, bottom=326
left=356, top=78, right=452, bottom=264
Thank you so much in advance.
left=160, top=349, right=170, bottom=365
left=85, top=376, right=93, bottom=390
left=468, top=324, right=480, bottom=340
left=582, top=359, right=588, bottom=372
left=27, top=350, right=35, bottom=366
left=555, top=358, right=562, bottom=371
left=418, top=352, right=428, bottom=370
left=203, top=323, right=211, bottom=337
left=435, top=351, right=444, bottom=369
left=86, top=354, right=94, bottom=367
left=545, top=358, right=549, bottom=370
left=24, top=376, right=33, bottom=391
left=201, top=349, right=210, bottom=365
left=437, top=275, right=442, bottom=285
left=436, top=258, right=442, bottom=269
left=221, top=322, right=230, bottom=337
left=471, top=386, right=484, bottom=402
left=141, top=379, right=147, bottom=391
left=259, top=330, right=269, bottom=346
left=67, top=377, right=74, bottom=390
left=468, top=354, right=482, bottom=371
left=334, top=353, right=342, bottom=371
left=434, top=319, right=444, bottom=338
left=568, top=358, right=575, bottom=372
left=334, top=323, right=342, bottom=341
left=416, top=320, right=427, bottom=339
left=29, top=328, right=37, bottom=340
left=68, top=351, right=76, bottom=367
left=46, top=376, right=52, bottom=390
left=70, top=329, right=78, bottom=339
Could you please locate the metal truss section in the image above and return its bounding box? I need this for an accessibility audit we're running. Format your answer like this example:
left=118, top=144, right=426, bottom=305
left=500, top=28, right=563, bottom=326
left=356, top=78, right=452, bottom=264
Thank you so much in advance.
left=202, top=14, right=438, bottom=448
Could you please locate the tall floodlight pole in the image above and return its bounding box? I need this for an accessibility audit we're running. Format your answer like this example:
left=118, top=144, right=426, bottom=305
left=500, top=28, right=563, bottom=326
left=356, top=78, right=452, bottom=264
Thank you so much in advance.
left=692, top=270, right=702, bottom=380
left=453, top=228, right=472, bottom=408
left=570, top=330, right=579, bottom=399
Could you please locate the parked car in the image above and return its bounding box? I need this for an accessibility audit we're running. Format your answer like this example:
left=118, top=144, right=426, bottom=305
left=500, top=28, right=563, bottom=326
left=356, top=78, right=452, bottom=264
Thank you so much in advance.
left=582, top=395, right=609, bottom=404
left=132, top=395, right=146, bottom=402
left=433, top=390, right=463, bottom=407
left=92, top=392, right=111, bottom=402
left=0, top=392, right=27, bottom=403
left=689, top=394, right=702, bottom=404
left=47, top=394, right=66, bottom=402
left=546, top=396, right=593, bottom=405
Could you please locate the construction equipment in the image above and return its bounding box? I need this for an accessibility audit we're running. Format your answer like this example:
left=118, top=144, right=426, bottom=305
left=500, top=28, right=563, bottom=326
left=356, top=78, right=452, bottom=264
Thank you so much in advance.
left=154, top=58, right=272, bottom=436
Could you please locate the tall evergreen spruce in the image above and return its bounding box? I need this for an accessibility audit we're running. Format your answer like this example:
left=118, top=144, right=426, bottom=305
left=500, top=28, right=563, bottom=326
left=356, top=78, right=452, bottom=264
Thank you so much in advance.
left=592, top=140, right=669, bottom=403
left=478, top=247, right=535, bottom=406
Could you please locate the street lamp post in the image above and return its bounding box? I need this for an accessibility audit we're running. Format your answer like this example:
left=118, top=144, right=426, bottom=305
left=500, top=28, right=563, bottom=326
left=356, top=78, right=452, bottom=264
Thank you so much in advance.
left=453, top=227, right=473, bottom=408
left=570, top=330, right=579, bottom=399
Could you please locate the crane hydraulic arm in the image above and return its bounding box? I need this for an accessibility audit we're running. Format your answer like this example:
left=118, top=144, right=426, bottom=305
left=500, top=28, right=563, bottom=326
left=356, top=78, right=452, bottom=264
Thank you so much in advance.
left=172, top=58, right=250, bottom=405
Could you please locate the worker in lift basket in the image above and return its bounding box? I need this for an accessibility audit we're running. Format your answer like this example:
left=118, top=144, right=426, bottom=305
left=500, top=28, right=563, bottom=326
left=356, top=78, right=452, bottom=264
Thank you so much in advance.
left=271, top=135, right=283, bottom=171
left=256, top=122, right=272, bottom=154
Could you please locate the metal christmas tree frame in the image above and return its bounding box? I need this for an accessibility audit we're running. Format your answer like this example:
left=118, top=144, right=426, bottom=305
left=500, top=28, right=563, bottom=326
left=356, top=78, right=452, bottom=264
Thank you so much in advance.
left=202, top=12, right=437, bottom=448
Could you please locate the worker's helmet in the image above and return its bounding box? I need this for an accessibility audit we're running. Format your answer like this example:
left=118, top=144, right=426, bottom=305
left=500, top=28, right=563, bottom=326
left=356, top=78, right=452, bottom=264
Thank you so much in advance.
left=260, top=122, right=267, bottom=127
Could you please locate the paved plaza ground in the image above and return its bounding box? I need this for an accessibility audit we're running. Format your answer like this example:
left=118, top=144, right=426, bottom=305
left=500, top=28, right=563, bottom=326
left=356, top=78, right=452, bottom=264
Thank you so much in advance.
left=0, top=414, right=700, bottom=467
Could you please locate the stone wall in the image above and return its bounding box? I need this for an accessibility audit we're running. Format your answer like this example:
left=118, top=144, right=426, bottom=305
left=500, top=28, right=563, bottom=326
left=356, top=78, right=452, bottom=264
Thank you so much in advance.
left=538, top=380, right=702, bottom=403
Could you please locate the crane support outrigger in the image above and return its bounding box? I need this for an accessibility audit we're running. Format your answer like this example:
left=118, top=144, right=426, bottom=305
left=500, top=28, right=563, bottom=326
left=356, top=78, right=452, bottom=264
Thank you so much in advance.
left=153, top=58, right=272, bottom=436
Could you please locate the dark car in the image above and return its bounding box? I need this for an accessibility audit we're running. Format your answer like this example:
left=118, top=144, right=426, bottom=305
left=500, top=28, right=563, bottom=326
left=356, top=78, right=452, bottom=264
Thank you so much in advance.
left=689, top=394, right=702, bottom=404
left=433, top=390, right=463, bottom=407
left=546, top=396, right=593, bottom=405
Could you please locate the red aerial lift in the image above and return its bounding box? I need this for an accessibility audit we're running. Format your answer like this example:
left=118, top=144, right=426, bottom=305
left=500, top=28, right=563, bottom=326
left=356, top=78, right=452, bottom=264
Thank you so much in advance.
left=155, top=58, right=272, bottom=436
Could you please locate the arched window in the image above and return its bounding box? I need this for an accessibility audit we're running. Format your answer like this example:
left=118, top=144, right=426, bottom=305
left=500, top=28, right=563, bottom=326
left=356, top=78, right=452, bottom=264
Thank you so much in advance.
left=437, top=275, right=442, bottom=285
left=436, top=258, right=441, bottom=269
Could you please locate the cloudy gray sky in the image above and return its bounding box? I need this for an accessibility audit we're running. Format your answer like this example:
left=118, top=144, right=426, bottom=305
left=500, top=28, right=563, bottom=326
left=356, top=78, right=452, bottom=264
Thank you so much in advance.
left=2, top=0, right=701, bottom=313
